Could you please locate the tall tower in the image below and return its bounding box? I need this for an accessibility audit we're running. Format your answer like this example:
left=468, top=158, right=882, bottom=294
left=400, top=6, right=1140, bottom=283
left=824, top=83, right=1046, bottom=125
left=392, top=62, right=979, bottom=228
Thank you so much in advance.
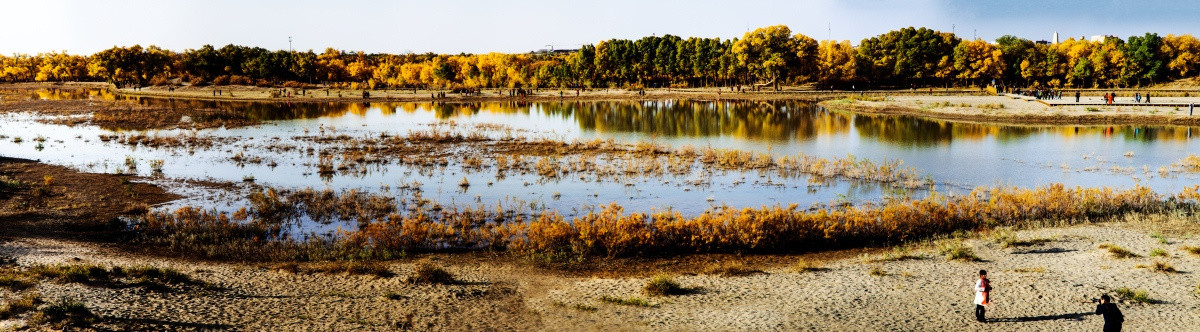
left=1053, top=32, right=1059, bottom=44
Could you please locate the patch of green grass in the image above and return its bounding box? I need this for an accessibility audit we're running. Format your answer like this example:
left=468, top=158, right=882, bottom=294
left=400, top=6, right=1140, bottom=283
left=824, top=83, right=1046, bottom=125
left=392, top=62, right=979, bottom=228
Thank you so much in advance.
left=1150, top=232, right=1169, bottom=244
left=1149, top=248, right=1169, bottom=258
left=643, top=274, right=687, bottom=296
left=938, top=242, right=982, bottom=262
left=1112, top=287, right=1152, bottom=304
left=408, top=261, right=455, bottom=285
left=0, top=292, right=42, bottom=319
left=32, top=297, right=98, bottom=328
left=1098, top=243, right=1139, bottom=259
left=599, top=295, right=655, bottom=307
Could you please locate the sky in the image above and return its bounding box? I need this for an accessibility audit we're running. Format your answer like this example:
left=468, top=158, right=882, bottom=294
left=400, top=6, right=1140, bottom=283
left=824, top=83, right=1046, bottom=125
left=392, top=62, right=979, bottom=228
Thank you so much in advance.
left=2, top=0, right=1199, bottom=55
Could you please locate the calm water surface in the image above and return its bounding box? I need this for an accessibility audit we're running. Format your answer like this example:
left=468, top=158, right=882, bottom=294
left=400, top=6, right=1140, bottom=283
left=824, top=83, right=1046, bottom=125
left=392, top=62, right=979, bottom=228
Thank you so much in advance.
left=2, top=89, right=1197, bottom=229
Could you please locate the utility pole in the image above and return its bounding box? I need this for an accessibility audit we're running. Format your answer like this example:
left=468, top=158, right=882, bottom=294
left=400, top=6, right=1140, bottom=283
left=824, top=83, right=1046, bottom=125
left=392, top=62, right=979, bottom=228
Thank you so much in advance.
left=952, top=24, right=955, bottom=35
left=827, top=22, right=831, bottom=40
left=288, top=36, right=293, bottom=52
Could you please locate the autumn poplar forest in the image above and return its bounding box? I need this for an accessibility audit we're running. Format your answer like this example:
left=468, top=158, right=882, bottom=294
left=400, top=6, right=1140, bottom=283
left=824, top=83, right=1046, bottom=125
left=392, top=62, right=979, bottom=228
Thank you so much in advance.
left=4, top=25, right=1199, bottom=90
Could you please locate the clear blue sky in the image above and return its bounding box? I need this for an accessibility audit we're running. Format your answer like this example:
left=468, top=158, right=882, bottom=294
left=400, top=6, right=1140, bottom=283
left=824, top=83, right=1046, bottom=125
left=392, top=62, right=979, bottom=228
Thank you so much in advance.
left=2, top=0, right=1197, bottom=55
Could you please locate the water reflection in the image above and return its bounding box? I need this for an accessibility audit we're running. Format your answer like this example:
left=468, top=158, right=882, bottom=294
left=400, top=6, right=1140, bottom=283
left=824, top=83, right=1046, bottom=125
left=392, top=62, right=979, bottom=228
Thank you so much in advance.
left=23, top=89, right=1197, bottom=146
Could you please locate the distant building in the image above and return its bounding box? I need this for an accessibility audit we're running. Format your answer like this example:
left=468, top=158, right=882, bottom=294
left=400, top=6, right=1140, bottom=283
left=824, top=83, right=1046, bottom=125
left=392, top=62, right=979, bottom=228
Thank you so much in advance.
left=1090, top=35, right=1118, bottom=42
left=1053, top=31, right=1059, bottom=44
left=1035, top=40, right=1051, bottom=45
left=533, top=48, right=579, bottom=55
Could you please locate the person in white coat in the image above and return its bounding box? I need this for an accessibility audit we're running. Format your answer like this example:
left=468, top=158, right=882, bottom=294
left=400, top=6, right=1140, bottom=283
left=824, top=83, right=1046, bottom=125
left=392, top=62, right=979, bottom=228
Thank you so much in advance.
left=974, top=269, right=992, bottom=322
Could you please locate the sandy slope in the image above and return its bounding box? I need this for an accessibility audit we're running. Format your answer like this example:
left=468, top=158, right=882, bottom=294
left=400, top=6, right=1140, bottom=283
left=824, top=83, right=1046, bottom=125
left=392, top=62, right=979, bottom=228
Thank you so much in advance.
left=3, top=219, right=1197, bottom=331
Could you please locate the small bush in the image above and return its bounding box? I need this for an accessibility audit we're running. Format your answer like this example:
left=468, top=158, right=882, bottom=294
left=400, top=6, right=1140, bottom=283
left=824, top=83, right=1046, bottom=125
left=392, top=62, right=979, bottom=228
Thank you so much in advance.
left=124, top=266, right=196, bottom=284
left=0, top=292, right=42, bottom=318
left=0, top=269, right=35, bottom=291
left=229, top=75, right=253, bottom=85
left=149, top=76, right=170, bottom=86
left=1137, top=260, right=1177, bottom=273
left=189, top=76, right=207, bottom=87
left=1099, top=243, right=1138, bottom=258
left=30, top=264, right=109, bottom=284
left=869, top=266, right=887, bottom=277
left=598, top=295, right=654, bottom=307
left=33, top=297, right=98, bottom=327
left=408, top=262, right=455, bottom=284
left=1112, top=287, right=1152, bottom=304
left=1181, top=246, right=1200, bottom=256
left=212, top=75, right=230, bottom=86
left=643, top=274, right=686, bottom=296
left=1149, top=248, right=1169, bottom=258
left=938, top=242, right=981, bottom=262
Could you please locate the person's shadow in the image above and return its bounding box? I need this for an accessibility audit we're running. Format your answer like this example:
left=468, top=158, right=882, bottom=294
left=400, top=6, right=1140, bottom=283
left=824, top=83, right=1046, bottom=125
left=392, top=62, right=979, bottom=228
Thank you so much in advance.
left=989, top=312, right=1091, bottom=323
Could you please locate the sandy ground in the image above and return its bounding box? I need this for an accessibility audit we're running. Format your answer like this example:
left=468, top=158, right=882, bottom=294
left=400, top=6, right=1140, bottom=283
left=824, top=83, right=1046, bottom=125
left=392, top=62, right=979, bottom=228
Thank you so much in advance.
left=829, top=95, right=1200, bottom=125
left=3, top=220, right=1197, bottom=331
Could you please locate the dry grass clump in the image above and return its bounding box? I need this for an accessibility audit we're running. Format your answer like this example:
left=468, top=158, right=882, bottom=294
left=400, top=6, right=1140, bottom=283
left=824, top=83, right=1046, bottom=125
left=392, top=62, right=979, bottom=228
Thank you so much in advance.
left=0, top=292, right=42, bottom=319
left=408, top=261, right=456, bottom=285
left=868, top=266, right=888, bottom=277
left=599, top=295, right=655, bottom=307
left=0, top=268, right=36, bottom=292
left=25, top=264, right=200, bottom=288
left=1135, top=260, right=1177, bottom=273
left=1098, top=243, right=1139, bottom=259
left=992, top=230, right=1052, bottom=248
left=643, top=274, right=689, bottom=296
left=289, top=261, right=394, bottom=278
left=791, top=259, right=829, bottom=273
left=700, top=261, right=762, bottom=277
left=1011, top=267, right=1047, bottom=273
left=938, top=242, right=981, bottom=262
left=1182, top=246, right=1200, bottom=256
left=31, top=297, right=98, bottom=328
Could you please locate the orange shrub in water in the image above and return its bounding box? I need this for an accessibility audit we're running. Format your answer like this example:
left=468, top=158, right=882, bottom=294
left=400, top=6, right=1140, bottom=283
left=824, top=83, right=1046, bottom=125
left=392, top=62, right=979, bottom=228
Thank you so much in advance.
left=136, top=184, right=1188, bottom=260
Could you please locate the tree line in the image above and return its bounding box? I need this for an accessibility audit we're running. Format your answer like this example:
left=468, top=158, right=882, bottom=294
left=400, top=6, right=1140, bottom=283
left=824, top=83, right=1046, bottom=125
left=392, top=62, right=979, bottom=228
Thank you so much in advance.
left=2, top=25, right=1198, bottom=90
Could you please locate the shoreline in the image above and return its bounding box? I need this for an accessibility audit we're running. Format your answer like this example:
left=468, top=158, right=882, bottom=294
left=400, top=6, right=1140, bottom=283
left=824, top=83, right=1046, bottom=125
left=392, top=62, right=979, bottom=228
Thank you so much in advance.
left=10, top=82, right=1200, bottom=126
left=820, top=96, right=1200, bottom=126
